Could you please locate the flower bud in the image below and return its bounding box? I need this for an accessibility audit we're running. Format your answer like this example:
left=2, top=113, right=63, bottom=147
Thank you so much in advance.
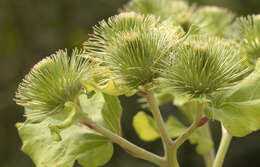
left=238, top=15, right=260, bottom=65
left=123, top=0, right=194, bottom=25
left=190, top=6, right=235, bottom=37
left=161, top=36, right=247, bottom=98
left=14, top=50, right=89, bottom=119
left=85, top=12, right=179, bottom=90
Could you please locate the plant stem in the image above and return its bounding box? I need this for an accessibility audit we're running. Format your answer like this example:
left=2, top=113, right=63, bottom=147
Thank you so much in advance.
left=167, top=148, right=179, bottom=167
left=212, top=125, right=232, bottom=167
left=145, top=88, right=174, bottom=167
left=203, top=149, right=215, bottom=167
left=174, top=101, right=204, bottom=149
left=79, top=111, right=164, bottom=166
left=145, top=88, right=173, bottom=151
left=170, top=101, right=204, bottom=167
left=203, top=122, right=215, bottom=167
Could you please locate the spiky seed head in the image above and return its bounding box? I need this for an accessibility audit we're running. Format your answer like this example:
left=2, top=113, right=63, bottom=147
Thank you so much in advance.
left=123, top=0, right=172, bottom=18
left=190, top=6, right=235, bottom=37
left=237, top=15, right=260, bottom=64
left=84, top=12, right=159, bottom=56
left=14, top=50, right=89, bottom=119
left=161, top=36, right=247, bottom=98
left=122, top=0, right=195, bottom=31
left=106, top=29, right=175, bottom=89
left=85, top=12, right=179, bottom=91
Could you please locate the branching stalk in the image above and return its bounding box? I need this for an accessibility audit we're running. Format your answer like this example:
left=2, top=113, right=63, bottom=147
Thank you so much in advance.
left=145, top=87, right=176, bottom=167
left=79, top=106, right=164, bottom=166
left=174, top=102, right=204, bottom=148
left=145, top=88, right=173, bottom=151
left=169, top=101, right=204, bottom=167
left=213, top=124, right=232, bottom=167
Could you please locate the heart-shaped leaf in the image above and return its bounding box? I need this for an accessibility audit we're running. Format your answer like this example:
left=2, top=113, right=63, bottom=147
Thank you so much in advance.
left=206, top=60, right=260, bottom=137
left=17, top=92, right=123, bottom=167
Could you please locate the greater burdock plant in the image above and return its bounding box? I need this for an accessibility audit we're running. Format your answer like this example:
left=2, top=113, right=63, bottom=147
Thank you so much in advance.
left=14, top=0, right=260, bottom=167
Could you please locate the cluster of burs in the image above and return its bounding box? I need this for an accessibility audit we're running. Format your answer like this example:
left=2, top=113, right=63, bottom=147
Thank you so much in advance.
left=14, top=0, right=260, bottom=167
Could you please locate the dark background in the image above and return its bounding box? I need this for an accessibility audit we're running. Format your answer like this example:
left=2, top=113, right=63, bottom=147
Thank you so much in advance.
left=0, top=0, right=260, bottom=167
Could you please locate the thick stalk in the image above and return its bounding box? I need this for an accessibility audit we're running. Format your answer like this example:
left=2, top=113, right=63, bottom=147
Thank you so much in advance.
left=203, top=122, right=215, bottom=167
left=145, top=88, right=173, bottom=152
left=167, top=148, right=179, bottom=167
left=145, top=88, right=176, bottom=167
left=145, top=88, right=174, bottom=167
left=203, top=149, right=215, bottom=167
left=212, top=125, right=232, bottom=167
left=81, top=117, right=164, bottom=166
left=77, top=102, right=164, bottom=166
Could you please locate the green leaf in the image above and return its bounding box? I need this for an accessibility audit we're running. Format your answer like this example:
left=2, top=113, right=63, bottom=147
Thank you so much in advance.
left=101, top=94, right=123, bottom=134
left=79, top=93, right=107, bottom=126
left=133, top=103, right=214, bottom=154
left=189, top=126, right=214, bottom=154
left=132, top=111, right=186, bottom=142
left=136, top=91, right=214, bottom=154
left=17, top=92, right=123, bottom=167
left=180, top=101, right=214, bottom=154
left=133, top=111, right=160, bottom=141
left=17, top=118, right=113, bottom=167
left=206, top=60, right=260, bottom=137
left=79, top=93, right=122, bottom=134
left=166, top=116, right=188, bottom=138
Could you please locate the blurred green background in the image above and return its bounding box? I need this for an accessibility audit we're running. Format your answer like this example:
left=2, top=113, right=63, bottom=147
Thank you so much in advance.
left=0, top=0, right=260, bottom=167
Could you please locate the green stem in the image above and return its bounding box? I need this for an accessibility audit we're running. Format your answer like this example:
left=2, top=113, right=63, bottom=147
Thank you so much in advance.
left=203, top=122, right=215, bottom=167
left=167, top=148, right=179, bottom=167
left=203, top=149, right=215, bottom=167
left=145, top=88, right=173, bottom=151
left=212, top=125, right=232, bottom=167
left=170, top=101, right=204, bottom=167
left=174, top=101, right=204, bottom=149
left=145, top=88, right=174, bottom=167
left=79, top=108, right=164, bottom=166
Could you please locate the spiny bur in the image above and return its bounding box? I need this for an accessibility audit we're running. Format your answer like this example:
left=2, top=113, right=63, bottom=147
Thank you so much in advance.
left=84, top=12, right=180, bottom=91
left=190, top=6, right=235, bottom=37
left=161, top=36, right=247, bottom=98
left=123, top=0, right=195, bottom=32
left=14, top=50, right=89, bottom=120
left=238, top=15, right=260, bottom=65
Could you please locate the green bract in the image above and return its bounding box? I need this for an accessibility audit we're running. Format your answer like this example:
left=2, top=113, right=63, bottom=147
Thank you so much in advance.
left=161, top=36, right=246, bottom=98
left=85, top=12, right=179, bottom=90
left=238, top=15, right=260, bottom=64
left=15, top=50, right=89, bottom=120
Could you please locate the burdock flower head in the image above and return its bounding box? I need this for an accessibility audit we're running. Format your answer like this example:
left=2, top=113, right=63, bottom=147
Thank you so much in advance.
left=122, top=0, right=195, bottom=33
left=14, top=50, right=89, bottom=119
left=84, top=12, right=180, bottom=92
left=161, top=36, right=247, bottom=98
left=238, top=14, right=260, bottom=65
